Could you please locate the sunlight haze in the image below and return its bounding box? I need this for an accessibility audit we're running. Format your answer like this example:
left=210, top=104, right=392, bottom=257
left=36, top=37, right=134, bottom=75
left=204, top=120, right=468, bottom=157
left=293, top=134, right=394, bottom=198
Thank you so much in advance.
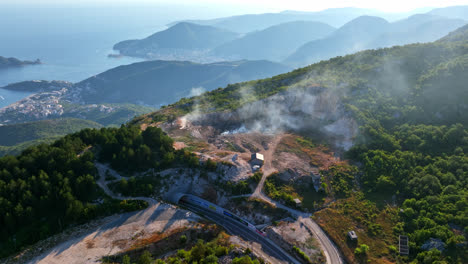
left=8, top=0, right=468, bottom=12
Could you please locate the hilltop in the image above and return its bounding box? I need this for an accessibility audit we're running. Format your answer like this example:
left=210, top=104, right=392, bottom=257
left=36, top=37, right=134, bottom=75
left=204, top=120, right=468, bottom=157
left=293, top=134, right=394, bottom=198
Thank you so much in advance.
left=114, top=22, right=239, bottom=62
left=211, top=21, right=336, bottom=61
left=74, top=59, right=291, bottom=106
left=130, top=24, right=468, bottom=263
left=0, top=59, right=290, bottom=154
left=168, top=7, right=417, bottom=32
left=285, top=14, right=466, bottom=67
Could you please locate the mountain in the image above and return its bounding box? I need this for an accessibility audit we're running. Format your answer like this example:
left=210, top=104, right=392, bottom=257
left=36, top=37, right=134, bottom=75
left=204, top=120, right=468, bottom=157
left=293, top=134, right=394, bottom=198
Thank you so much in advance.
left=211, top=21, right=336, bottom=61
left=428, top=5, right=468, bottom=20
left=284, top=16, right=390, bottom=67
left=368, top=14, right=466, bottom=48
left=170, top=7, right=420, bottom=33
left=1, top=80, right=73, bottom=92
left=2, top=18, right=467, bottom=264
left=0, top=118, right=102, bottom=156
left=0, top=56, right=41, bottom=69
left=438, top=23, right=468, bottom=42
left=114, top=22, right=239, bottom=61
left=131, top=27, right=468, bottom=264
left=74, top=60, right=292, bottom=106
left=285, top=15, right=466, bottom=67
left=0, top=59, right=289, bottom=128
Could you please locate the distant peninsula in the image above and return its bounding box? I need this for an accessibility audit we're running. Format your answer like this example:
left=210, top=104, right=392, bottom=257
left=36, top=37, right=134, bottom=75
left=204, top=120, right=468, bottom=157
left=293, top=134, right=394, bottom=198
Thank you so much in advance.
left=0, top=56, right=42, bottom=69
left=1, top=80, right=73, bottom=92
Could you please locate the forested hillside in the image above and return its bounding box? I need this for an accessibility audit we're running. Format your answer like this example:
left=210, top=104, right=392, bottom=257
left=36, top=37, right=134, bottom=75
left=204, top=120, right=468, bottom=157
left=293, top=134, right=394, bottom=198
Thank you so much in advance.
left=75, top=60, right=291, bottom=106
left=0, top=125, right=198, bottom=258
left=135, top=24, right=468, bottom=263
left=0, top=118, right=103, bottom=156
left=2, top=21, right=467, bottom=264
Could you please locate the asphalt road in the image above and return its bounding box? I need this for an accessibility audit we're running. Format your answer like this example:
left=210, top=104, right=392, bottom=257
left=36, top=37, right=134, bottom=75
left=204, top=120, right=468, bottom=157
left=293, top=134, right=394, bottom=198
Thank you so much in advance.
left=95, top=161, right=342, bottom=264
left=181, top=202, right=300, bottom=264
left=253, top=194, right=343, bottom=264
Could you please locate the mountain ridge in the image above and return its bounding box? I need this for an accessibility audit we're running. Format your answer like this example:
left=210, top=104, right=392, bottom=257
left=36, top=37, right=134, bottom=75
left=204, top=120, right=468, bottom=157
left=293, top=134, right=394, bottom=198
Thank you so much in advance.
left=211, top=21, right=336, bottom=61
left=114, top=22, right=239, bottom=62
left=285, top=14, right=466, bottom=67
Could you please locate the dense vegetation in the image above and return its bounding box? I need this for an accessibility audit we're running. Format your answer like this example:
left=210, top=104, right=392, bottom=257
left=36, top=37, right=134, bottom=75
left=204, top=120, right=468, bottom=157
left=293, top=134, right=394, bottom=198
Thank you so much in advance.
left=61, top=103, right=154, bottom=127
left=136, top=25, right=468, bottom=263
left=109, top=176, right=161, bottom=197
left=108, top=233, right=263, bottom=264
left=0, top=118, right=102, bottom=147
left=75, top=60, right=290, bottom=106
left=0, top=125, right=191, bottom=258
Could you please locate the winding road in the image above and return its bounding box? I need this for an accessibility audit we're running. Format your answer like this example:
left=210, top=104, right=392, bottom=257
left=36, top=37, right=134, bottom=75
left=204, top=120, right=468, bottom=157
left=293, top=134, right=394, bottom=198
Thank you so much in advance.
left=96, top=144, right=343, bottom=264
left=95, top=162, right=158, bottom=206
left=94, top=163, right=298, bottom=264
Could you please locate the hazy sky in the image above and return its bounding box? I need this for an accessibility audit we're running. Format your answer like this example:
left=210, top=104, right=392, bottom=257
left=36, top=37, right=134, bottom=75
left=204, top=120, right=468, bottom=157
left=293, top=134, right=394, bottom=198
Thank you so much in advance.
left=9, top=0, right=468, bottom=12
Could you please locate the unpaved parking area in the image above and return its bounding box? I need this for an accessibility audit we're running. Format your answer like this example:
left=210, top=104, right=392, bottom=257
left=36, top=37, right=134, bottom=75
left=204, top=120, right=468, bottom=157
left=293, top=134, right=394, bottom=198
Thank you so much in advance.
left=29, top=203, right=199, bottom=264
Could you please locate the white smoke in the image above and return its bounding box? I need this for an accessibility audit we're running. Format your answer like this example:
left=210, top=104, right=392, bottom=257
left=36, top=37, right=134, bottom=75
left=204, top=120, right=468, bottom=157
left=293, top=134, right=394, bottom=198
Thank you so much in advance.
left=189, top=87, right=206, bottom=97
left=181, top=70, right=359, bottom=150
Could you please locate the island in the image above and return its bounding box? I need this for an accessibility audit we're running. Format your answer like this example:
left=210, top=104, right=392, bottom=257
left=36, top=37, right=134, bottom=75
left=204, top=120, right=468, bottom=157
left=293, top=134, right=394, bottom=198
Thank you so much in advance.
left=0, top=56, right=42, bottom=69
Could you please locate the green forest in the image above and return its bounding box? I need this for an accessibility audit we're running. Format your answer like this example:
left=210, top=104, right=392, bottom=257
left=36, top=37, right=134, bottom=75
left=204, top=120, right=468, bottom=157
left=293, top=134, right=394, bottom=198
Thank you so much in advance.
left=1, top=23, right=467, bottom=263
left=0, top=125, right=195, bottom=257
left=0, top=118, right=103, bottom=156
left=134, top=25, right=468, bottom=263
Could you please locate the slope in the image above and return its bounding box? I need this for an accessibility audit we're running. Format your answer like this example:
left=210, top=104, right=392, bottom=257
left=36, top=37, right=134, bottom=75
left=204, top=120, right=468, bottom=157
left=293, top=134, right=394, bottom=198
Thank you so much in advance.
left=114, top=22, right=239, bottom=61
left=438, top=23, right=468, bottom=42
left=170, top=7, right=418, bottom=33
left=284, top=16, right=390, bottom=67
left=211, top=21, right=336, bottom=61
left=74, top=60, right=292, bottom=106
left=285, top=14, right=466, bottom=67
left=132, top=26, right=468, bottom=264
left=0, top=118, right=103, bottom=156
left=368, top=14, right=466, bottom=48
left=428, top=5, right=468, bottom=20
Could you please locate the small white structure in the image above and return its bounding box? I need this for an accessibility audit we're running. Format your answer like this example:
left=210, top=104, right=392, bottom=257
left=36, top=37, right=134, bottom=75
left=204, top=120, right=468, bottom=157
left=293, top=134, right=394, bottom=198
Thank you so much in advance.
left=293, top=198, right=302, bottom=207
left=348, top=230, right=358, bottom=241
left=250, top=153, right=264, bottom=166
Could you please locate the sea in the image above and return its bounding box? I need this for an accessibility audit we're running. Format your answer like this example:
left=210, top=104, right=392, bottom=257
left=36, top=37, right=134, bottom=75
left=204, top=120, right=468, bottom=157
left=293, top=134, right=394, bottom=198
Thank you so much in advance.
left=0, top=3, right=251, bottom=108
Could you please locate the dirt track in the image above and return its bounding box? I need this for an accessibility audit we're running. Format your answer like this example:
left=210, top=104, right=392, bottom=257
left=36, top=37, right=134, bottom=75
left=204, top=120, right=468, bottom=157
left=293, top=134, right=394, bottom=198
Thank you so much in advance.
left=251, top=134, right=283, bottom=200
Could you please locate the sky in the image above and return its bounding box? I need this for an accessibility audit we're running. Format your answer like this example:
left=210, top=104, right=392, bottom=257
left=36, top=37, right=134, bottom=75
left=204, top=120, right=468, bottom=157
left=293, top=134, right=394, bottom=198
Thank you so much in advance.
left=7, top=0, right=468, bottom=12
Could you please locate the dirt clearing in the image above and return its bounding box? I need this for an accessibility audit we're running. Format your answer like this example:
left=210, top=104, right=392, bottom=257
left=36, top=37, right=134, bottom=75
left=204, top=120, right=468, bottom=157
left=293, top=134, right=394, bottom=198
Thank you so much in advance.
left=29, top=203, right=199, bottom=264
